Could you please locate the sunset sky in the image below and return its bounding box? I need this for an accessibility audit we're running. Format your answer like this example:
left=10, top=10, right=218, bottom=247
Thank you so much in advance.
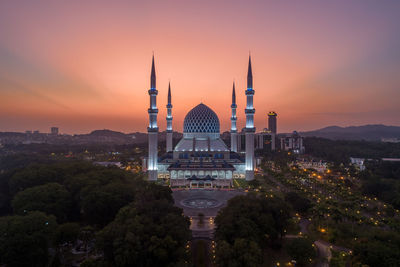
left=0, top=0, right=399, bottom=134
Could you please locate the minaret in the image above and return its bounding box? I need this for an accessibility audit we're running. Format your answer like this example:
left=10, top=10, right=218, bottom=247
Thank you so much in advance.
left=147, top=55, right=158, bottom=181
left=230, top=81, right=238, bottom=152
left=166, top=82, right=173, bottom=152
left=245, top=55, right=255, bottom=181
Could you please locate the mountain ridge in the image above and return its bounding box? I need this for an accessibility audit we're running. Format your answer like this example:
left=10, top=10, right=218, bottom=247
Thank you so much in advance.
left=299, top=124, right=400, bottom=141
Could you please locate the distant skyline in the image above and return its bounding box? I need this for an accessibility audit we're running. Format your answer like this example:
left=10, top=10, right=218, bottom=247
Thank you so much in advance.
left=1, top=0, right=399, bottom=134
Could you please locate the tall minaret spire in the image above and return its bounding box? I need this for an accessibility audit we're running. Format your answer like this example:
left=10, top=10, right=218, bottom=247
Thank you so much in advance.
left=230, top=81, right=238, bottom=152
left=168, top=82, right=172, bottom=104
left=151, top=54, right=156, bottom=89
left=147, top=54, right=158, bottom=180
left=247, top=54, right=253, bottom=89
left=245, top=54, right=255, bottom=180
left=166, top=82, right=173, bottom=152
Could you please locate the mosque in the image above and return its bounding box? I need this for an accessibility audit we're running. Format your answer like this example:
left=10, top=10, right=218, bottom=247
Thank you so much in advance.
left=144, top=55, right=256, bottom=188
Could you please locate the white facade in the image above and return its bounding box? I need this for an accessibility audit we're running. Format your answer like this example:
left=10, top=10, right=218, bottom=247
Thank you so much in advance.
left=245, top=56, right=255, bottom=181
left=166, top=82, right=173, bottom=152
left=231, top=82, right=238, bottom=152
left=144, top=55, right=260, bottom=184
left=147, top=56, right=158, bottom=180
left=280, top=131, right=305, bottom=154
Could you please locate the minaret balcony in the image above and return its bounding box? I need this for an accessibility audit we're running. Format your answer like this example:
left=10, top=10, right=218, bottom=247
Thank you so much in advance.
left=245, top=89, right=255, bottom=95
left=148, top=89, right=158, bottom=95
left=148, top=108, right=159, bottom=114
left=147, top=127, right=159, bottom=132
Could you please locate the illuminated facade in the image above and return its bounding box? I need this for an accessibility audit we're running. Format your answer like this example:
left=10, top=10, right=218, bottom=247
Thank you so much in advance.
left=157, top=103, right=246, bottom=187
left=245, top=55, right=255, bottom=181
left=166, top=82, right=173, bottom=152
left=230, top=82, right=238, bottom=152
left=147, top=55, right=158, bottom=180
left=145, top=55, right=259, bottom=185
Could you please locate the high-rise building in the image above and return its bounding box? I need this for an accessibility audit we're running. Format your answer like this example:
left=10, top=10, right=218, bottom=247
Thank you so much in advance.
left=51, top=127, right=59, bottom=135
left=268, top=111, right=277, bottom=134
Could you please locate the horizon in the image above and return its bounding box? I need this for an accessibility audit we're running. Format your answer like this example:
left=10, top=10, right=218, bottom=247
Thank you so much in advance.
left=1, top=1, right=400, bottom=134
left=4, top=123, right=399, bottom=136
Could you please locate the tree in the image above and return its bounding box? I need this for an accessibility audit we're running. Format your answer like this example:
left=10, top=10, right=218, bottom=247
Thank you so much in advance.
left=9, top=163, right=68, bottom=195
left=214, top=193, right=291, bottom=265
left=96, top=196, right=191, bottom=267
left=55, top=222, right=80, bottom=245
left=81, top=188, right=132, bottom=226
left=353, top=230, right=400, bottom=267
left=12, top=182, right=73, bottom=222
left=0, top=211, right=57, bottom=267
left=285, top=238, right=316, bottom=266
left=216, top=239, right=262, bottom=267
left=215, top=193, right=291, bottom=248
left=285, top=192, right=313, bottom=213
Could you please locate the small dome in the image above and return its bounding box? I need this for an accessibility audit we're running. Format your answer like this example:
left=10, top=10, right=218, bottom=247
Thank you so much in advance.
left=183, top=103, right=220, bottom=133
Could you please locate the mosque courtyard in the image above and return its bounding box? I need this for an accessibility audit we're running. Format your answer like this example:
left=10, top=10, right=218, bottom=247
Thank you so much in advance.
left=172, top=189, right=244, bottom=217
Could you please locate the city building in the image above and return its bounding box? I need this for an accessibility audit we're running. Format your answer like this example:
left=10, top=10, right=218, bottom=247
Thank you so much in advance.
left=293, top=159, right=328, bottom=173
left=255, top=129, right=276, bottom=152
left=51, top=127, right=59, bottom=135
left=268, top=111, right=277, bottom=134
left=144, top=55, right=257, bottom=186
left=350, top=157, right=366, bottom=171
left=280, top=131, right=305, bottom=154
left=381, top=138, right=400, bottom=143
left=237, top=111, right=277, bottom=153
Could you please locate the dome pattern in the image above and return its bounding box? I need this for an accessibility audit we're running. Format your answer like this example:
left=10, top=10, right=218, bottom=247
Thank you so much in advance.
left=183, top=104, right=220, bottom=133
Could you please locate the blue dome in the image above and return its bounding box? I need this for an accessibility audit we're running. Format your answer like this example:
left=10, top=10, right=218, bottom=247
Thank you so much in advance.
left=183, top=104, right=220, bottom=133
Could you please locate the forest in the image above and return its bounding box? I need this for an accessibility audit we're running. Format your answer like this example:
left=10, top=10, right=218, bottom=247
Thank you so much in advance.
left=0, top=156, right=190, bottom=267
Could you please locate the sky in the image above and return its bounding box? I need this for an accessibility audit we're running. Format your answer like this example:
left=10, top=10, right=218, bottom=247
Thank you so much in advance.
left=0, top=0, right=399, bottom=134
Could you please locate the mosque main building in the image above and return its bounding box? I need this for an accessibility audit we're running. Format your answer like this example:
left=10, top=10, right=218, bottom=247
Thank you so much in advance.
left=144, top=55, right=258, bottom=188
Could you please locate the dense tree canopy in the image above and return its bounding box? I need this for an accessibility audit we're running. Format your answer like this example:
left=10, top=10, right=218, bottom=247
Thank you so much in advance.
left=12, top=182, right=73, bottom=222
left=215, top=239, right=263, bottom=267
left=285, top=191, right=313, bottom=214
left=360, top=161, right=400, bottom=208
left=353, top=229, right=400, bottom=267
left=0, top=211, right=57, bottom=267
left=304, top=137, right=400, bottom=164
left=0, top=158, right=188, bottom=266
left=2, top=160, right=146, bottom=225
left=54, top=222, right=80, bottom=245
left=214, top=193, right=291, bottom=266
left=285, top=238, right=316, bottom=266
left=96, top=195, right=191, bottom=267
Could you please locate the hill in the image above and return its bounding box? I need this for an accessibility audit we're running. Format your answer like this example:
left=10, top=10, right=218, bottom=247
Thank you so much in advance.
left=300, top=124, right=400, bottom=141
